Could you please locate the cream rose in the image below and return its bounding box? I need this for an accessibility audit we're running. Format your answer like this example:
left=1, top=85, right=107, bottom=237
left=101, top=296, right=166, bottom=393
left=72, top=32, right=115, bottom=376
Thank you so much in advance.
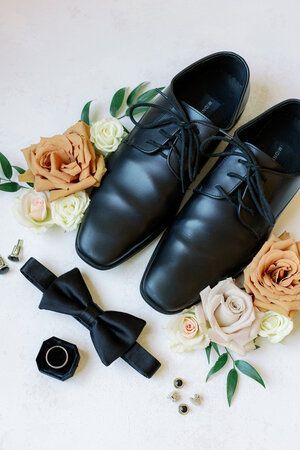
left=167, top=305, right=210, bottom=352
left=201, top=278, right=261, bottom=355
left=259, top=311, right=293, bottom=343
left=90, top=118, right=125, bottom=154
left=244, top=233, right=300, bottom=318
left=14, top=189, right=53, bottom=232
left=51, top=191, right=90, bottom=232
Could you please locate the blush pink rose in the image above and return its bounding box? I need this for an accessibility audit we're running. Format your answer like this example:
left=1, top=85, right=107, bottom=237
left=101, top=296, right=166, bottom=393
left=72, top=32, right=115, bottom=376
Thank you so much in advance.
left=167, top=305, right=210, bottom=352
left=201, top=278, right=261, bottom=355
left=180, top=316, right=199, bottom=338
left=14, top=189, right=53, bottom=232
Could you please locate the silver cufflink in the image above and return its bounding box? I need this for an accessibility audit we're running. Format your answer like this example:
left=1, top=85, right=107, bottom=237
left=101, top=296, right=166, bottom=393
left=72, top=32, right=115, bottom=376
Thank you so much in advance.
left=167, top=391, right=180, bottom=402
left=190, top=394, right=202, bottom=406
left=0, top=256, right=9, bottom=274
left=8, top=239, right=23, bottom=262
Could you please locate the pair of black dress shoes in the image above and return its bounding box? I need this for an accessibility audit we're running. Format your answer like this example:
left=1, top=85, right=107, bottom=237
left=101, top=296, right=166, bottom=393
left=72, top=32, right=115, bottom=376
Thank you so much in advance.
left=76, top=51, right=300, bottom=314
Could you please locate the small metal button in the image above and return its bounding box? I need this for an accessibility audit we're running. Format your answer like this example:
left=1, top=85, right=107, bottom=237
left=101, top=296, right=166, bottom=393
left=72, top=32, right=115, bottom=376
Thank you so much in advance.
left=178, top=404, right=189, bottom=415
left=173, top=378, right=184, bottom=389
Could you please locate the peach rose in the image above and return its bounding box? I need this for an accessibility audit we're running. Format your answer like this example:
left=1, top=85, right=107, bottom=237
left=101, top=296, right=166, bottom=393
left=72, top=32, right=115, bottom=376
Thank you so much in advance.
left=167, top=305, right=210, bottom=352
left=244, top=233, right=300, bottom=318
left=201, top=278, right=261, bottom=355
left=19, top=121, right=106, bottom=201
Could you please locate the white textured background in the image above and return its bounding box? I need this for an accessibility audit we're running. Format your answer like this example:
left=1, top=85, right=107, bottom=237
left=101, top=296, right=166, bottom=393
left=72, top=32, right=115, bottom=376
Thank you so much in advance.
left=1, top=1, right=300, bottom=449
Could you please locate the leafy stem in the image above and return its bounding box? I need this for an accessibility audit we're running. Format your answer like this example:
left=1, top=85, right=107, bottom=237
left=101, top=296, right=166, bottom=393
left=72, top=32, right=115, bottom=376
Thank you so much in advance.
left=0, top=176, right=28, bottom=188
left=0, top=156, right=31, bottom=192
left=205, top=342, right=266, bottom=407
left=225, top=347, right=235, bottom=365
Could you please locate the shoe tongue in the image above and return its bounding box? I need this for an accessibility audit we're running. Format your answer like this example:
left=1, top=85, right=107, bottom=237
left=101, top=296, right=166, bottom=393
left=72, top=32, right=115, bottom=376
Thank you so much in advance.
left=181, top=100, right=213, bottom=125
left=246, top=142, right=285, bottom=171
left=180, top=100, right=217, bottom=143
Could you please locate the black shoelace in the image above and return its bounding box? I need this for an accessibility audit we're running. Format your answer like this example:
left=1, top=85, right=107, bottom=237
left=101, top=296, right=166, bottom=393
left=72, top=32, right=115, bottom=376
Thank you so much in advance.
left=197, top=133, right=275, bottom=237
left=128, top=92, right=275, bottom=237
left=128, top=90, right=220, bottom=192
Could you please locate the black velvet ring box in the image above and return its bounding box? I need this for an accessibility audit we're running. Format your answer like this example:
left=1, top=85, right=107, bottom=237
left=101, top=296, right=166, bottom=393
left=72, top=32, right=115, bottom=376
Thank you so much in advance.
left=36, top=336, right=80, bottom=381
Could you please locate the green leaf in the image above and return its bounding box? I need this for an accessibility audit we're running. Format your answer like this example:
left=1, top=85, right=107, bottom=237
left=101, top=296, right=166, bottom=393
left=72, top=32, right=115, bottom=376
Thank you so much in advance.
left=81, top=100, right=93, bottom=125
left=127, top=82, right=148, bottom=106
left=206, top=353, right=228, bottom=381
left=211, top=342, right=220, bottom=355
left=0, top=152, right=13, bottom=179
left=125, top=105, right=149, bottom=117
left=110, top=87, right=126, bottom=117
left=205, top=343, right=212, bottom=364
left=125, top=87, right=165, bottom=117
left=227, top=368, right=238, bottom=406
left=136, top=87, right=164, bottom=104
left=12, top=166, right=25, bottom=174
left=235, top=360, right=266, bottom=388
left=0, top=182, right=22, bottom=192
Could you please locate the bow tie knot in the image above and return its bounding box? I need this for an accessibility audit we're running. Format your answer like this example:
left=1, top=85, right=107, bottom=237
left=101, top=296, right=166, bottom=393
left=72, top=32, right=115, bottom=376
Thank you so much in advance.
left=78, top=303, right=102, bottom=330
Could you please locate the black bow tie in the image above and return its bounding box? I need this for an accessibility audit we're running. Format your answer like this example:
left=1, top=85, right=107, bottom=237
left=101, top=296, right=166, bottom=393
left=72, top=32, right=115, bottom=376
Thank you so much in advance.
left=21, top=258, right=161, bottom=378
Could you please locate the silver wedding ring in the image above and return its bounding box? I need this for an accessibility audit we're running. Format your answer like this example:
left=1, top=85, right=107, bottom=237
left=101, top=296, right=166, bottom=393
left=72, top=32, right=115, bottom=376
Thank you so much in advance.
left=45, top=345, right=69, bottom=369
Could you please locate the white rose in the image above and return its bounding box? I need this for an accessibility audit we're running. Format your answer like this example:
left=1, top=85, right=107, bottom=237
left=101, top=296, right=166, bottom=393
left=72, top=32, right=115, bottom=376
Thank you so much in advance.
left=90, top=118, right=125, bottom=154
left=14, top=189, right=53, bottom=233
left=259, top=311, right=293, bottom=343
left=167, top=305, right=210, bottom=352
left=51, top=191, right=90, bottom=232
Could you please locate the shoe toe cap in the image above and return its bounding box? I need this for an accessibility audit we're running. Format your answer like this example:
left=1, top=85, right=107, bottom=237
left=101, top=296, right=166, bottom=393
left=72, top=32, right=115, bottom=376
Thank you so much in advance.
left=76, top=192, right=139, bottom=269
left=141, top=249, right=203, bottom=314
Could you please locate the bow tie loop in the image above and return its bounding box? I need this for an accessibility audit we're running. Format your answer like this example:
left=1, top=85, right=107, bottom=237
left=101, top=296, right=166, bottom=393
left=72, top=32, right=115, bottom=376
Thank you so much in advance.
left=78, top=303, right=103, bottom=330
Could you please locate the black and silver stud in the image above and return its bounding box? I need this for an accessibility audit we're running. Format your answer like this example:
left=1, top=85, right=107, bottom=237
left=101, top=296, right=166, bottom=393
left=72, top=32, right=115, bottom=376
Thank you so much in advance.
left=178, top=404, right=189, bottom=415
left=173, top=378, right=184, bottom=389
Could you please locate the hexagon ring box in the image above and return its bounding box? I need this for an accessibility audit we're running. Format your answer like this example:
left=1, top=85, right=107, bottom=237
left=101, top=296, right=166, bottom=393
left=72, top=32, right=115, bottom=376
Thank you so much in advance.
left=36, top=336, right=80, bottom=381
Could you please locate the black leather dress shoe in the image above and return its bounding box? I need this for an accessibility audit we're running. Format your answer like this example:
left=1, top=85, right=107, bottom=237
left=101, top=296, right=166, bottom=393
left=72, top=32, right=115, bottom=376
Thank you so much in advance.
left=141, top=99, right=300, bottom=313
left=76, top=52, right=250, bottom=269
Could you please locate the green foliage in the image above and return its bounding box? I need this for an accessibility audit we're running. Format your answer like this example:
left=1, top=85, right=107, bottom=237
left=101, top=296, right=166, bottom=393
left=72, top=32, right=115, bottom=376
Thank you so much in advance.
left=206, top=353, right=228, bottom=381
left=81, top=100, right=93, bottom=125
left=235, top=360, right=266, bottom=388
left=227, top=368, right=238, bottom=406
left=205, top=343, right=266, bottom=406
left=0, top=156, right=29, bottom=193
left=110, top=87, right=127, bottom=117
left=0, top=152, right=13, bottom=179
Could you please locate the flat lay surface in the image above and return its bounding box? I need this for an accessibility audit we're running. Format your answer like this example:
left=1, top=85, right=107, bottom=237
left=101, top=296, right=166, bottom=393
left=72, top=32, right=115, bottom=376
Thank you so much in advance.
left=1, top=1, right=300, bottom=449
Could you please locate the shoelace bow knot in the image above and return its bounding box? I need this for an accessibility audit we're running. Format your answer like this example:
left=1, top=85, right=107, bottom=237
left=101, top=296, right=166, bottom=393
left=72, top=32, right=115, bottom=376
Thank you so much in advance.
left=198, top=133, right=276, bottom=237
left=128, top=90, right=219, bottom=192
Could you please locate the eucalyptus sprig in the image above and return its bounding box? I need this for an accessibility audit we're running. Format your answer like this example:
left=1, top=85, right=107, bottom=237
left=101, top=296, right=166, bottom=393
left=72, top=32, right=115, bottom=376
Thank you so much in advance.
left=205, top=342, right=265, bottom=406
left=0, top=152, right=31, bottom=193
left=109, top=82, right=165, bottom=120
